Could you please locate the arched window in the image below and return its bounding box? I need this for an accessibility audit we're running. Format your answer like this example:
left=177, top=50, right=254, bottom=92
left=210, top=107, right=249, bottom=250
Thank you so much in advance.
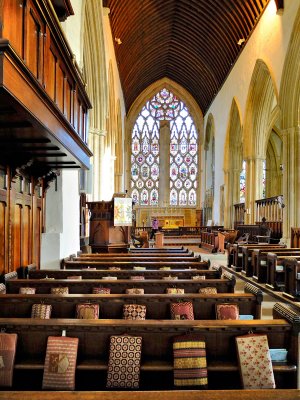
left=131, top=88, right=198, bottom=206
left=240, top=160, right=246, bottom=203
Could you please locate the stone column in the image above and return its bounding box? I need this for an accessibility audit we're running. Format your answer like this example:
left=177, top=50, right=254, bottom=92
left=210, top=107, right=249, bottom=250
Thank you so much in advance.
left=159, top=120, right=170, bottom=207
left=245, top=157, right=265, bottom=224
left=89, top=128, right=107, bottom=201
left=281, top=126, right=300, bottom=245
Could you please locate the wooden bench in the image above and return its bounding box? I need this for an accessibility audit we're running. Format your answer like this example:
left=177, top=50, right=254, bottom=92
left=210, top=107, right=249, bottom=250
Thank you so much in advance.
left=71, top=256, right=201, bottom=263
left=266, top=254, right=300, bottom=291
left=199, top=230, right=219, bottom=253
left=130, top=247, right=187, bottom=253
left=74, top=251, right=195, bottom=258
left=27, top=267, right=221, bottom=280
left=228, top=243, right=283, bottom=272
left=281, top=258, right=300, bottom=300
left=5, top=273, right=236, bottom=294
left=0, top=282, right=261, bottom=319
left=240, top=244, right=285, bottom=277
left=0, top=302, right=297, bottom=390
left=253, top=248, right=300, bottom=283
left=62, top=260, right=210, bottom=270
left=0, top=389, right=299, bottom=400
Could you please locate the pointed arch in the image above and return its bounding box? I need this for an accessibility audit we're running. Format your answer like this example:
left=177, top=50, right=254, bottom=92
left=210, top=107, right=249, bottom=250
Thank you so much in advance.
left=127, top=78, right=204, bottom=144
left=243, top=59, right=279, bottom=222
left=280, top=6, right=300, bottom=128
left=203, top=113, right=215, bottom=224
left=223, top=98, right=243, bottom=227
left=243, top=59, right=278, bottom=159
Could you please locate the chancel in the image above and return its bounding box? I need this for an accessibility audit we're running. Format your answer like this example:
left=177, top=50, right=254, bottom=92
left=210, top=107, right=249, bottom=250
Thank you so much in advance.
left=0, top=0, right=300, bottom=399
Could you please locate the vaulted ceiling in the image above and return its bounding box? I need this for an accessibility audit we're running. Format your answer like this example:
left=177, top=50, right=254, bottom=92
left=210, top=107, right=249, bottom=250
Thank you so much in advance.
left=103, top=0, right=270, bottom=114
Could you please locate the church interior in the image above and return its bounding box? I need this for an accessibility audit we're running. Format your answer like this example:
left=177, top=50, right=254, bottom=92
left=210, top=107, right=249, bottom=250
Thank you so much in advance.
left=0, top=0, right=300, bottom=398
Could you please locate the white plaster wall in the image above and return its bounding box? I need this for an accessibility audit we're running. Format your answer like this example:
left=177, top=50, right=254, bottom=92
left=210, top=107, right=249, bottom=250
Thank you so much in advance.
left=41, top=171, right=80, bottom=268
left=60, top=0, right=84, bottom=66
left=203, top=0, right=300, bottom=224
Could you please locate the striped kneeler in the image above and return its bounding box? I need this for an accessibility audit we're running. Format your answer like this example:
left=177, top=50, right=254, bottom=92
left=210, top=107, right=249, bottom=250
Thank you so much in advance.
left=106, top=335, right=142, bottom=389
left=173, top=334, right=208, bottom=387
left=42, top=336, right=79, bottom=390
left=0, top=333, right=17, bottom=387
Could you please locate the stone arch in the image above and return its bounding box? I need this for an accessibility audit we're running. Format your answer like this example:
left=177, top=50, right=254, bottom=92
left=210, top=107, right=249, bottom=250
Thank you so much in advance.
left=243, top=59, right=278, bottom=222
left=125, top=78, right=204, bottom=199
left=223, top=98, right=243, bottom=227
left=127, top=78, right=204, bottom=143
left=82, top=0, right=108, bottom=200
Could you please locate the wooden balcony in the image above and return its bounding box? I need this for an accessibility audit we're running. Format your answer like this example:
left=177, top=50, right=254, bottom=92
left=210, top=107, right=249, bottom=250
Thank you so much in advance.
left=0, top=0, right=92, bottom=173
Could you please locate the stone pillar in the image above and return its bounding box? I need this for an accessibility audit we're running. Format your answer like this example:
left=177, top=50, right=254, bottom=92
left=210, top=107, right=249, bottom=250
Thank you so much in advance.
left=89, top=128, right=107, bottom=201
left=159, top=120, right=170, bottom=207
left=245, top=157, right=265, bottom=224
left=281, top=127, right=300, bottom=245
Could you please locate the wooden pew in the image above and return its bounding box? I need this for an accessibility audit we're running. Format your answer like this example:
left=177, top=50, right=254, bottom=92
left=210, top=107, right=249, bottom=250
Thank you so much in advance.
left=27, top=267, right=221, bottom=280
left=71, top=256, right=202, bottom=263
left=253, top=248, right=300, bottom=283
left=282, top=258, right=300, bottom=300
left=62, top=260, right=209, bottom=270
left=0, top=283, right=262, bottom=320
left=199, top=230, right=219, bottom=253
left=5, top=273, right=236, bottom=294
left=0, top=390, right=299, bottom=400
left=266, top=254, right=300, bottom=291
left=240, top=244, right=285, bottom=276
left=228, top=243, right=283, bottom=272
left=130, top=247, right=187, bottom=253
left=74, top=251, right=195, bottom=258
left=0, top=302, right=297, bottom=390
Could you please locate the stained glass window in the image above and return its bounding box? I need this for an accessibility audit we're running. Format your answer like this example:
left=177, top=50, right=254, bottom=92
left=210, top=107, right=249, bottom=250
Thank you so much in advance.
left=169, top=102, right=198, bottom=206
left=240, top=160, right=246, bottom=202
left=131, top=88, right=198, bottom=206
left=262, top=159, right=266, bottom=198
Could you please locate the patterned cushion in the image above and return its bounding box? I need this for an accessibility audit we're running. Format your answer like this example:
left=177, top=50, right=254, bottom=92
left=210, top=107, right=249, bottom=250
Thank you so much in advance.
left=31, top=304, right=52, bottom=319
left=19, top=287, right=36, bottom=294
left=92, top=287, right=111, bottom=294
left=171, top=302, right=194, bottom=320
left=106, top=335, right=142, bottom=388
left=102, top=276, right=117, bottom=280
left=108, top=267, right=121, bottom=270
left=76, top=303, right=99, bottom=319
left=123, top=304, right=146, bottom=320
left=160, top=267, right=171, bottom=270
left=0, top=283, right=6, bottom=294
left=166, top=288, right=185, bottom=294
left=0, top=333, right=17, bottom=387
left=42, top=336, right=79, bottom=390
left=133, top=266, right=146, bottom=270
left=199, top=287, right=218, bottom=294
left=192, top=275, right=206, bottom=280
left=51, top=287, right=69, bottom=295
left=126, top=288, right=145, bottom=294
left=67, top=276, right=82, bottom=280
left=130, top=276, right=145, bottom=280
left=162, top=275, right=178, bottom=280
left=216, top=303, right=239, bottom=320
left=173, top=334, right=208, bottom=387
left=236, top=334, right=275, bottom=389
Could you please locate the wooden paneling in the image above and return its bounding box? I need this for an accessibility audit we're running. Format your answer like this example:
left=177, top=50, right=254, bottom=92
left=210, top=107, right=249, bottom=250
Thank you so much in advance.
left=13, top=204, right=22, bottom=269
left=22, top=204, right=31, bottom=266
left=2, top=0, right=24, bottom=57
left=0, top=200, right=6, bottom=275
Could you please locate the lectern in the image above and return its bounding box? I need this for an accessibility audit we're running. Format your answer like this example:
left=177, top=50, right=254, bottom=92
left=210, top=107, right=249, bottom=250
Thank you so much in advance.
left=87, top=196, right=131, bottom=253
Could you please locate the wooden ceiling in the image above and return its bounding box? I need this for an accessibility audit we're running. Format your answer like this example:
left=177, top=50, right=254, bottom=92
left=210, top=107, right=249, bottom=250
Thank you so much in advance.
left=103, top=0, right=270, bottom=114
